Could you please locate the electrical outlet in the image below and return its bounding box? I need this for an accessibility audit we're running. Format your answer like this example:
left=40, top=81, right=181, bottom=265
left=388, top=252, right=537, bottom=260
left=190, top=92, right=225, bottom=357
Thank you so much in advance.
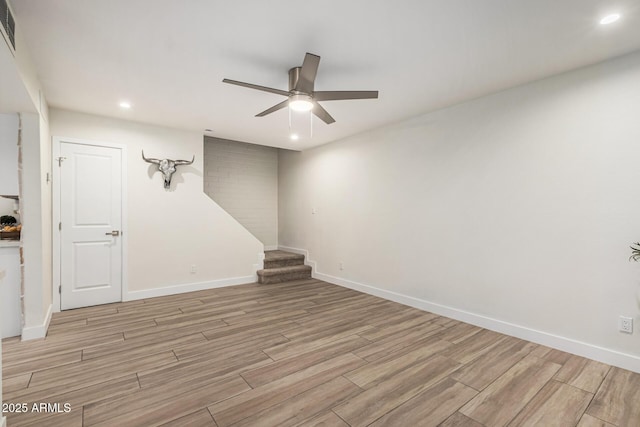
left=619, top=316, right=633, bottom=334
left=190, top=265, right=197, bottom=274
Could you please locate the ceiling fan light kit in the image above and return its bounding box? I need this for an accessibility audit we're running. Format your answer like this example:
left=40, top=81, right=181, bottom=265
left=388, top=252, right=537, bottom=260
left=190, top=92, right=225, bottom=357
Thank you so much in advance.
left=288, top=94, right=314, bottom=112
left=223, top=52, right=379, bottom=132
left=289, top=103, right=314, bottom=140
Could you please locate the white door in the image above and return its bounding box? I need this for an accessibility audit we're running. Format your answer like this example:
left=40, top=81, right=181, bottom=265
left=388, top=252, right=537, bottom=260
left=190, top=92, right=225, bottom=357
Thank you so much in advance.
left=59, top=142, right=123, bottom=310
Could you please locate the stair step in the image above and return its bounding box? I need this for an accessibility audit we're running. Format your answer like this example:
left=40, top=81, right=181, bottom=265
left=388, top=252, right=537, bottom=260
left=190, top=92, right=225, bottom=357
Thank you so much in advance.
left=259, top=250, right=310, bottom=284
left=264, top=250, right=305, bottom=269
left=264, top=258, right=304, bottom=269
left=257, top=265, right=312, bottom=285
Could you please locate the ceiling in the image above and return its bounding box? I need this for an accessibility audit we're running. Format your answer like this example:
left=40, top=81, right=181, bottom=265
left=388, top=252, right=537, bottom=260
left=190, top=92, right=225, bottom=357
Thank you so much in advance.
left=9, top=0, right=640, bottom=150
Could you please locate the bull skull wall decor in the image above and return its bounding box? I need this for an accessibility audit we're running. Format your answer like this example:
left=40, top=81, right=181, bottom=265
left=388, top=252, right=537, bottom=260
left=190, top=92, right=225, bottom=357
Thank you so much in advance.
left=142, top=150, right=195, bottom=189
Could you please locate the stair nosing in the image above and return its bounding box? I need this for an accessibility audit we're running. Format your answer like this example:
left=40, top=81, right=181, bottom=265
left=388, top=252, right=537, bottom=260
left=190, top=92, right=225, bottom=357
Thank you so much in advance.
left=257, top=265, right=312, bottom=276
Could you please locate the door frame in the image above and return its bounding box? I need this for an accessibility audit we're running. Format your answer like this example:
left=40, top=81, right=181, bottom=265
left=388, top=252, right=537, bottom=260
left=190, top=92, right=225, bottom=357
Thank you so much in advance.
left=52, top=136, right=128, bottom=313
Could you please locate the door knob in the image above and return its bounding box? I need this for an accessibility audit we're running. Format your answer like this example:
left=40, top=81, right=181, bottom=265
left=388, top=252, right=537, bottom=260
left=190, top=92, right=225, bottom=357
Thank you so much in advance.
left=105, top=230, right=120, bottom=236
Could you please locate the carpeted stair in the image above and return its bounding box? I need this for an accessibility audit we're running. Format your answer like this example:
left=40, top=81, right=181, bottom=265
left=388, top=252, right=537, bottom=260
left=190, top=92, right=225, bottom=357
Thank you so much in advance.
left=258, top=250, right=312, bottom=284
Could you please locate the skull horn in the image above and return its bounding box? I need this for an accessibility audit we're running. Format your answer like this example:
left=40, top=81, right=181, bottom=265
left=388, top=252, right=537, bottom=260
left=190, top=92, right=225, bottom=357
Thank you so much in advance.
left=141, top=150, right=161, bottom=164
left=173, top=156, right=195, bottom=166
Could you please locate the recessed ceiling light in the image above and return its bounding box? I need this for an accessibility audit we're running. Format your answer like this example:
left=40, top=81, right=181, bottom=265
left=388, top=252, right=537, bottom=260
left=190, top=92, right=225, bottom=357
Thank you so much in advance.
left=290, top=133, right=299, bottom=141
left=600, top=13, right=621, bottom=25
left=119, top=101, right=132, bottom=109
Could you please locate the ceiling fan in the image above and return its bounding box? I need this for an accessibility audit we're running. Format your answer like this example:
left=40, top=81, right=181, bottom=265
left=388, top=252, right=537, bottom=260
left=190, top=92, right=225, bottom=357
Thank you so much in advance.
left=222, top=53, right=378, bottom=124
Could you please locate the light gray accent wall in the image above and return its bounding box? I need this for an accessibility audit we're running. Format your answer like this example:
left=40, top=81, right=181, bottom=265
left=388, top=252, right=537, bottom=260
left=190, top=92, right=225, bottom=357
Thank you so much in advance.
left=204, top=137, right=278, bottom=248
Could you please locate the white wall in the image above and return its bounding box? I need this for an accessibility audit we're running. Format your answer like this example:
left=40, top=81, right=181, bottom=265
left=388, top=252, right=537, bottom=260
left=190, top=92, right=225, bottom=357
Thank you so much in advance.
left=0, top=112, right=20, bottom=230
left=20, top=112, right=53, bottom=338
left=204, top=137, right=278, bottom=248
left=0, top=245, right=21, bottom=338
left=0, top=113, right=19, bottom=195
left=39, top=113, right=52, bottom=314
left=50, top=109, right=263, bottom=297
left=279, top=50, right=640, bottom=372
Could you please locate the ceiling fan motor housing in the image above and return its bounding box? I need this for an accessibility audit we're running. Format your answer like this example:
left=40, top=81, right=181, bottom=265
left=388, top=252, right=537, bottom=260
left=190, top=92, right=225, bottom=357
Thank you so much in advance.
left=288, top=67, right=310, bottom=93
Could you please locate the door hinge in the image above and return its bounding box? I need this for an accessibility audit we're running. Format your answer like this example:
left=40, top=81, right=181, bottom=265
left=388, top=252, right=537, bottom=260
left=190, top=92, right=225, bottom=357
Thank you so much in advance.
left=59, top=285, right=61, bottom=294
left=59, top=222, right=62, bottom=231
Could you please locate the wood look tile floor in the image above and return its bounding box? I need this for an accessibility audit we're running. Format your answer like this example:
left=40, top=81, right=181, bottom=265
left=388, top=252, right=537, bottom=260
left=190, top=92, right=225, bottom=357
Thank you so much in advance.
left=2, top=279, right=639, bottom=426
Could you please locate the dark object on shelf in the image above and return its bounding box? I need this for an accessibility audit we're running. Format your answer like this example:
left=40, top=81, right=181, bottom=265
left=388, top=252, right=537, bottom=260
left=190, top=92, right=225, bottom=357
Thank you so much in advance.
left=0, top=215, right=17, bottom=225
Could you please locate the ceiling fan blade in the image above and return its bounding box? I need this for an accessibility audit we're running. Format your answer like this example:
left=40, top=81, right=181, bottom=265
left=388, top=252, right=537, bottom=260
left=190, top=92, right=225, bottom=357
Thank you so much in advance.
left=314, top=90, right=379, bottom=101
left=312, top=102, right=335, bottom=124
left=256, top=99, right=290, bottom=117
left=295, top=53, right=321, bottom=93
left=222, top=78, right=290, bottom=97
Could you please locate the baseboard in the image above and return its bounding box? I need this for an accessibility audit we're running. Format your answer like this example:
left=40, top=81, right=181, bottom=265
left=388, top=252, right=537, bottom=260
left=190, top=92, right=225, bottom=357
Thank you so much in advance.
left=313, top=271, right=640, bottom=374
left=264, top=245, right=278, bottom=251
left=125, top=275, right=256, bottom=301
left=21, top=303, right=53, bottom=341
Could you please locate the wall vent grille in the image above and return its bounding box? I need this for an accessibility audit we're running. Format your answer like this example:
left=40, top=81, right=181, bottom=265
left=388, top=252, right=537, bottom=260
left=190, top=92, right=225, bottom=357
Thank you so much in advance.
left=0, top=0, right=16, bottom=52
